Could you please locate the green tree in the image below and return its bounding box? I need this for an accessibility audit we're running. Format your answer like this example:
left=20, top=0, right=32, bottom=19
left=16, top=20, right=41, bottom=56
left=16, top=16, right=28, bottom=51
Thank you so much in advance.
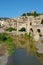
left=27, top=12, right=32, bottom=16
left=22, top=13, right=26, bottom=16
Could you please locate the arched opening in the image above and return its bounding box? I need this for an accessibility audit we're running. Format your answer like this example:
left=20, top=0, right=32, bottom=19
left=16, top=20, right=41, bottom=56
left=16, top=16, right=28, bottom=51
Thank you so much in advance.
left=39, top=34, right=42, bottom=37
left=37, top=29, right=41, bottom=33
left=30, top=22, right=32, bottom=25
left=30, top=28, right=33, bottom=32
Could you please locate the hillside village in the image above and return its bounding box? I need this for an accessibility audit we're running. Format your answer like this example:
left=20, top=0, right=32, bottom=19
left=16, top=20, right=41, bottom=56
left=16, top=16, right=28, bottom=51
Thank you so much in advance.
left=0, top=11, right=43, bottom=41
left=0, top=11, right=43, bottom=65
left=0, top=0, right=43, bottom=65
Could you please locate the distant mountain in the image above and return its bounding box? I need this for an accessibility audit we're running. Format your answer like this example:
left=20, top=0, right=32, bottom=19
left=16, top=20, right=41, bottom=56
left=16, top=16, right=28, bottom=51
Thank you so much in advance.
left=0, top=18, right=10, bottom=20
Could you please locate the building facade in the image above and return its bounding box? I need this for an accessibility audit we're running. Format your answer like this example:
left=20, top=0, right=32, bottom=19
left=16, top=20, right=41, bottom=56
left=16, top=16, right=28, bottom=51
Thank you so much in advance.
left=0, top=15, right=43, bottom=41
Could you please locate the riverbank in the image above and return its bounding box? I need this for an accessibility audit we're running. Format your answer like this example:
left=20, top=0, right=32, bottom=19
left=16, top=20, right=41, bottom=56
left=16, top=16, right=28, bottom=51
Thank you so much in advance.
left=0, top=50, right=8, bottom=65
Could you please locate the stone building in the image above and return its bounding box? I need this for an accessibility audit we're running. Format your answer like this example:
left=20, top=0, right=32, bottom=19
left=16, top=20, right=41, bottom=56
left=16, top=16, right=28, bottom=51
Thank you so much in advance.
left=15, top=15, right=43, bottom=41
left=0, top=15, right=43, bottom=41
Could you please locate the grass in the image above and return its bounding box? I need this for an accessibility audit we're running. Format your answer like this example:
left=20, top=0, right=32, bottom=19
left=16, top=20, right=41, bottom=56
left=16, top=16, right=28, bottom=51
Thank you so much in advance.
left=0, top=33, right=15, bottom=56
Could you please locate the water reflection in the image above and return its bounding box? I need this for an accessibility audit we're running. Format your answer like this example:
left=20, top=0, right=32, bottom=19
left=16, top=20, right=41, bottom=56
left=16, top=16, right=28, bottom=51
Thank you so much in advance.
left=7, top=36, right=43, bottom=65
left=15, top=37, right=37, bottom=55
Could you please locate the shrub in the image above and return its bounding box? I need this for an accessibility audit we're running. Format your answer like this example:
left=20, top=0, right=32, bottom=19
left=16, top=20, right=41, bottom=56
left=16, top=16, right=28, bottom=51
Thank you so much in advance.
left=25, top=33, right=33, bottom=40
left=0, top=33, right=15, bottom=56
left=0, top=33, right=8, bottom=41
left=6, top=27, right=16, bottom=32
left=5, top=37, right=15, bottom=56
left=19, top=27, right=26, bottom=32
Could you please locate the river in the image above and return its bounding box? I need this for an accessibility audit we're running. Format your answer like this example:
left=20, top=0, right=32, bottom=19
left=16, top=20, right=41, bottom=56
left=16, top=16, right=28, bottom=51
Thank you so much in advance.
left=0, top=36, right=43, bottom=65
left=6, top=36, right=43, bottom=65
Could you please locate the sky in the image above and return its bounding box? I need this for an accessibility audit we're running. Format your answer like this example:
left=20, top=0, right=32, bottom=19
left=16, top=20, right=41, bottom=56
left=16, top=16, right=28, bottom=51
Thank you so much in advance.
left=0, top=0, right=43, bottom=18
